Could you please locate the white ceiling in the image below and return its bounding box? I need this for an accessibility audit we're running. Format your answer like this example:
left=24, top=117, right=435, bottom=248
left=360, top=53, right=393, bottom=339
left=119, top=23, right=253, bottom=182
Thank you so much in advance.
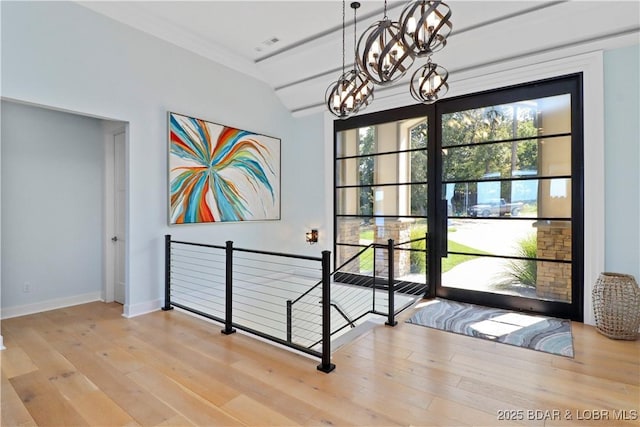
left=78, top=1, right=640, bottom=116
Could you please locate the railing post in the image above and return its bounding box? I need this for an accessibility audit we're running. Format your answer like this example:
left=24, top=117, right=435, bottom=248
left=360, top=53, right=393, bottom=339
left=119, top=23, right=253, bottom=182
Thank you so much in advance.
left=286, top=300, right=292, bottom=343
left=221, top=240, right=236, bottom=335
left=317, top=250, right=335, bottom=373
left=426, top=232, right=434, bottom=298
left=386, top=239, right=397, bottom=326
left=162, top=234, right=174, bottom=311
left=372, top=243, right=377, bottom=309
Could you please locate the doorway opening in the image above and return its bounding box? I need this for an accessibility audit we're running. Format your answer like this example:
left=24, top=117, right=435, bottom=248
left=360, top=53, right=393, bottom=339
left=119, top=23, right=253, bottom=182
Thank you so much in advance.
left=1, top=99, right=128, bottom=318
left=104, top=124, right=128, bottom=307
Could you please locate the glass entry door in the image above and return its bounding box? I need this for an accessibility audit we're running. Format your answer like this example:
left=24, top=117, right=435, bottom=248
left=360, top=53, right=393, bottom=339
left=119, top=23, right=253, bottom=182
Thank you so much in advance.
left=433, top=76, right=583, bottom=320
left=334, top=75, right=583, bottom=321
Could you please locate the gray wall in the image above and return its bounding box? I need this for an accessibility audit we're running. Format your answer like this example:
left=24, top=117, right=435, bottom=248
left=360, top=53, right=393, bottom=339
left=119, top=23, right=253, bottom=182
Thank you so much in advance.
left=1, top=101, right=104, bottom=308
left=604, top=44, right=640, bottom=280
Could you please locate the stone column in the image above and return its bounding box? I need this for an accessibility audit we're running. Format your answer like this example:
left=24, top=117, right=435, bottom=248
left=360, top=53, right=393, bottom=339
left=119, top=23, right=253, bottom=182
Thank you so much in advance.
left=373, top=220, right=412, bottom=278
left=534, top=221, right=572, bottom=302
left=336, top=218, right=363, bottom=274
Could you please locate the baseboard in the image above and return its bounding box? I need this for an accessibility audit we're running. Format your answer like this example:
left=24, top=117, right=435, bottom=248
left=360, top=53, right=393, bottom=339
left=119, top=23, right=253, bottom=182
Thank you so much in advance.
left=123, top=299, right=162, bottom=318
left=0, top=292, right=103, bottom=319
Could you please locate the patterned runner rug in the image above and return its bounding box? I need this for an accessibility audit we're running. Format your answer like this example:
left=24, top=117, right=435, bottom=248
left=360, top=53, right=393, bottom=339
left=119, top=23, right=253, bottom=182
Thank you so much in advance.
left=406, top=299, right=574, bottom=357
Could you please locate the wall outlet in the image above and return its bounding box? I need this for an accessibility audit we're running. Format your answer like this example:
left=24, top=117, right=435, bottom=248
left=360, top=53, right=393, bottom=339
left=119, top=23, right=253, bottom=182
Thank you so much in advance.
left=23, top=282, right=31, bottom=293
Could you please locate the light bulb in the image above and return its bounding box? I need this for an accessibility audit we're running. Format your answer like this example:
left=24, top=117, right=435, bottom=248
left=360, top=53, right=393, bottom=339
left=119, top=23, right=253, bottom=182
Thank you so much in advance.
left=407, top=16, right=417, bottom=34
left=371, top=39, right=380, bottom=56
left=418, top=25, right=426, bottom=42
left=427, top=11, right=439, bottom=29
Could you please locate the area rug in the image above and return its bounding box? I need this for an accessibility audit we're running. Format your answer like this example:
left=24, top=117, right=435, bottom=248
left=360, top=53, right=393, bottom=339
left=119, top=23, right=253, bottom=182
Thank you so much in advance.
left=406, top=299, right=574, bottom=357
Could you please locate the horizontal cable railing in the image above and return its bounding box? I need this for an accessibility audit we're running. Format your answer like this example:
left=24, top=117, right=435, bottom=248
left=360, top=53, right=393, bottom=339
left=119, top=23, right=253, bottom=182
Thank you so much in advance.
left=165, top=234, right=427, bottom=370
left=288, top=236, right=427, bottom=348
left=164, top=235, right=335, bottom=373
left=392, top=233, right=429, bottom=296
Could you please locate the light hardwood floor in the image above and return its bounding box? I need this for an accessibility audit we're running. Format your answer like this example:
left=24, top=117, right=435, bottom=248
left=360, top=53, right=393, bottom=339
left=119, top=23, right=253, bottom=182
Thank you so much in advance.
left=1, top=301, right=639, bottom=426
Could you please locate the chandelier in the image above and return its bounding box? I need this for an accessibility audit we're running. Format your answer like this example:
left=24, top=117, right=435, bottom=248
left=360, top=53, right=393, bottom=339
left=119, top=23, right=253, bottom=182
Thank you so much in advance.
left=409, top=59, right=449, bottom=104
left=356, top=0, right=414, bottom=85
left=325, top=1, right=375, bottom=119
left=326, top=0, right=453, bottom=115
left=400, top=0, right=452, bottom=57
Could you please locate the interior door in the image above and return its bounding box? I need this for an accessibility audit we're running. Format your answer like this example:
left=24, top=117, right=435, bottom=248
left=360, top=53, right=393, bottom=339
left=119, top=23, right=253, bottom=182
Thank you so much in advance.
left=114, top=131, right=126, bottom=304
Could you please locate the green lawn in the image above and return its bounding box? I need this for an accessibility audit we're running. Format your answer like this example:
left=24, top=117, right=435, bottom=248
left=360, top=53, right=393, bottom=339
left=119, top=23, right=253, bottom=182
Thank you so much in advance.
left=442, top=240, right=490, bottom=273
left=357, top=227, right=489, bottom=274
left=360, top=229, right=374, bottom=241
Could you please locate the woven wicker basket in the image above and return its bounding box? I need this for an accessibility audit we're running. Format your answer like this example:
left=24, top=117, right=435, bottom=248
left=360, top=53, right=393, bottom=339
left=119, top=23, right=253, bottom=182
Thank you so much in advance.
left=592, top=272, right=640, bottom=340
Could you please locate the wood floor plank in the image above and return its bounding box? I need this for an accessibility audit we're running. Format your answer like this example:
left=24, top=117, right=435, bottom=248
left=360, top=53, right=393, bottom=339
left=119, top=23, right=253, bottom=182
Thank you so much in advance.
left=152, top=414, right=195, bottom=426
left=1, top=371, right=37, bottom=427
left=127, top=365, right=245, bottom=426
left=110, top=334, right=242, bottom=407
left=230, top=357, right=403, bottom=426
left=450, top=352, right=639, bottom=408
left=116, top=326, right=324, bottom=425
left=0, top=346, right=38, bottom=379
left=221, top=394, right=300, bottom=426
left=9, top=370, right=89, bottom=427
left=67, top=390, right=139, bottom=427
left=50, top=340, right=179, bottom=427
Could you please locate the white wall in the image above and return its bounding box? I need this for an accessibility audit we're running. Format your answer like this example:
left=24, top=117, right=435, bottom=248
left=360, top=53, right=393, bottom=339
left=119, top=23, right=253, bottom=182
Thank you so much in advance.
left=0, top=1, right=326, bottom=316
left=604, top=44, right=640, bottom=281
left=1, top=101, right=104, bottom=314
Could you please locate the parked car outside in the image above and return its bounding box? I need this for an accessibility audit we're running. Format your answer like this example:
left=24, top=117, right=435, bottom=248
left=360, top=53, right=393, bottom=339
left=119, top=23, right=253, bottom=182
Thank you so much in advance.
left=467, top=198, right=522, bottom=217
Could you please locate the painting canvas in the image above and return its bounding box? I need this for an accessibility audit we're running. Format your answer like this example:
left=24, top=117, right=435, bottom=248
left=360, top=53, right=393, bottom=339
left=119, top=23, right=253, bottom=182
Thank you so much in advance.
left=168, top=112, right=280, bottom=224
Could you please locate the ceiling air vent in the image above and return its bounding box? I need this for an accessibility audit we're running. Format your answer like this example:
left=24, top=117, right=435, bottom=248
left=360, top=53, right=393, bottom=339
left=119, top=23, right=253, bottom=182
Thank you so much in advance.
left=255, top=37, right=280, bottom=52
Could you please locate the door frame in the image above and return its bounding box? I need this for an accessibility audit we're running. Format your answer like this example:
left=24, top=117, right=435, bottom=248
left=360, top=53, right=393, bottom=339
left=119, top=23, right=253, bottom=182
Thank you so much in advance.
left=431, top=74, right=584, bottom=321
left=332, top=75, right=585, bottom=321
left=103, top=123, right=128, bottom=305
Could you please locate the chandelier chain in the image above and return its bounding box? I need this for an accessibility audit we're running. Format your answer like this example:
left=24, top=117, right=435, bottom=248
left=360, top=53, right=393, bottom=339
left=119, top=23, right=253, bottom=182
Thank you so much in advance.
left=352, top=3, right=357, bottom=72
left=341, top=0, right=346, bottom=76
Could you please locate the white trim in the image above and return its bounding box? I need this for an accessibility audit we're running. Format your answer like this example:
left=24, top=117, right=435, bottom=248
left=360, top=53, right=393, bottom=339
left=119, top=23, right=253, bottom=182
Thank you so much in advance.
left=102, top=122, right=128, bottom=309
left=0, top=335, right=5, bottom=351
left=123, top=299, right=162, bottom=318
left=325, top=52, right=605, bottom=325
left=103, top=124, right=118, bottom=303
left=581, top=53, right=605, bottom=326
left=0, top=292, right=103, bottom=320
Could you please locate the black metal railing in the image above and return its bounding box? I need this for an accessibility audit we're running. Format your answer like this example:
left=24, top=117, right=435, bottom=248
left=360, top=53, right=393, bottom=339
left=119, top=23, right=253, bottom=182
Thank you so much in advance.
left=164, top=234, right=426, bottom=372
left=163, top=235, right=335, bottom=373
left=287, top=236, right=426, bottom=347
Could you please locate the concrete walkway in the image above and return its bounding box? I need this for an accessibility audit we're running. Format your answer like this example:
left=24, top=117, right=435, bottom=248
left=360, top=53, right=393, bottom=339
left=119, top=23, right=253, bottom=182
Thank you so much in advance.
left=443, top=218, right=538, bottom=298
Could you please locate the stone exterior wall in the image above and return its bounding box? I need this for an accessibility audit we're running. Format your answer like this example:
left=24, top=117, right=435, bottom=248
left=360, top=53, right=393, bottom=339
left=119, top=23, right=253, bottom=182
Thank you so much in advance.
left=336, top=219, right=362, bottom=274
left=535, top=221, right=572, bottom=302
left=373, top=221, right=412, bottom=278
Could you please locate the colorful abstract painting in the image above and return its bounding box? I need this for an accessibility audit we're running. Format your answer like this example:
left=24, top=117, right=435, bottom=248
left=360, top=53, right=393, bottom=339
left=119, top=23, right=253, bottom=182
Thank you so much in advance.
left=168, top=112, right=280, bottom=224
